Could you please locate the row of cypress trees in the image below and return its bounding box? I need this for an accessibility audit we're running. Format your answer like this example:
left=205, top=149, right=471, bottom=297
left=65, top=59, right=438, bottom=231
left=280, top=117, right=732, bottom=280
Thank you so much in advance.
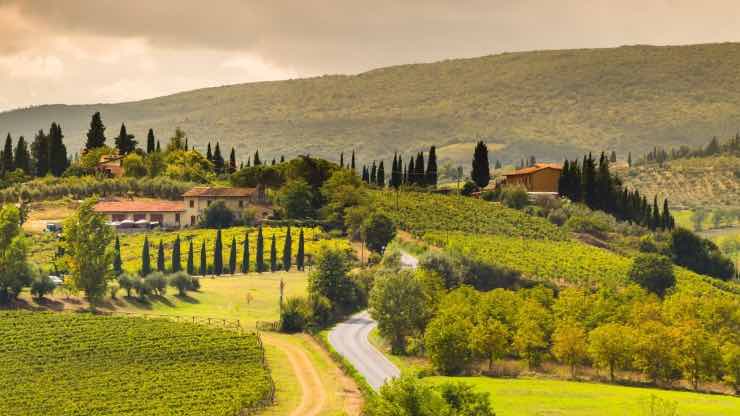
left=112, top=226, right=307, bottom=277
left=360, top=146, right=438, bottom=188
left=1, top=123, right=69, bottom=178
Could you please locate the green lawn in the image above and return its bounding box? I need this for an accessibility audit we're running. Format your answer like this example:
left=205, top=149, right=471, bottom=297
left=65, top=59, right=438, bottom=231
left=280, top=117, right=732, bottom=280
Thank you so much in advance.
left=425, top=377, right=740, bottom=416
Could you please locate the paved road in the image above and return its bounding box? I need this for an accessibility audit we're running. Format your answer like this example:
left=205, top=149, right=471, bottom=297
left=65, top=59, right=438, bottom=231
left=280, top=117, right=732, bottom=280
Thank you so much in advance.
left=328, top=251, right=418, bottom=391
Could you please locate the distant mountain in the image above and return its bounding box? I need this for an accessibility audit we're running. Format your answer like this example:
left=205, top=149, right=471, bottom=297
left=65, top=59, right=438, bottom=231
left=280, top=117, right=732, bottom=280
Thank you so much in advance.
left=3, top=43, right=740, bottom=167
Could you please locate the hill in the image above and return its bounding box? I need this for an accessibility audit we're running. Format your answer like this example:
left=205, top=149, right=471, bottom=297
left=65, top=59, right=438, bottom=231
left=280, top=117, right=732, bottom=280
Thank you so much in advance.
left=3, top=43, right=740, bottom=166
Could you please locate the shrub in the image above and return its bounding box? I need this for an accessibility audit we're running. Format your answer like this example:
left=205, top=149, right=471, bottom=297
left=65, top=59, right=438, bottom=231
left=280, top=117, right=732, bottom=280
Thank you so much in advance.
left=188, top=275, right=201, bottom=291
left=460, top=180, right=479, bottom=196
left=144, top=272, right=168, bottom=296
left=30, top=275, right=56, bottom=299
left=168, top=272, right=191, bottom=296
left=629, top=254, right=676, bottom=297
left=280, top=297, right=311, bottom=333
left=308, top=294, right=333, bottom=328
left=117, top=273, right=136, bottom=297
left=199, top=201, right=235, bottom=228
left=132, top=277, right=150, bottom=299
left=564, top=212, right=613, bottom=239
left=501, top=186, right=529, bottom=209
left=547, top=208, right=568, bottom=226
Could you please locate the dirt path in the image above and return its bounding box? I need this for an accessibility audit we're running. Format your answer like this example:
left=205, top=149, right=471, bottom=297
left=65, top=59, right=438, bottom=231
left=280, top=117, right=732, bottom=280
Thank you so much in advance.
left=262, top=334, right=327, bottom=416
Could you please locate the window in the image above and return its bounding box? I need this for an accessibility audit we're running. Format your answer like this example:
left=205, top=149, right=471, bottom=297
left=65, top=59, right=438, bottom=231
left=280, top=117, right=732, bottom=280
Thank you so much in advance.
left=239, top=200, right=244, bottom=208
left=112, top=214, right=126, bottom=222
left=133, top=214, right=146, bottom=221
left=189, top=200, right=194, bottom=208
left=191, top=216, right=196, bottom=226
left=175, top=213, right=180, bottom=223
left=207, top=200, right=211, bottom=206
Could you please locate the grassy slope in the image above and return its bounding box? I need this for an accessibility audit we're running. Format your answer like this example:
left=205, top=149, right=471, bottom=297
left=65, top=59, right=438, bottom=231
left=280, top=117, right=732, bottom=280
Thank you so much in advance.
left=3, top=43, right=740, bottom=164
left=425, top=377, right=740, bottom=416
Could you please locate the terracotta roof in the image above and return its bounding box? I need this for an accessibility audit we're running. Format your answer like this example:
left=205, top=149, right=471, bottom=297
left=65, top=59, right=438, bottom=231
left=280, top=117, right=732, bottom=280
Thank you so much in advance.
left=182, top=187, right=257, bottom=198
left=94, top=200, right=185, bottom=213
left=504, top=163, right=562, bottom=176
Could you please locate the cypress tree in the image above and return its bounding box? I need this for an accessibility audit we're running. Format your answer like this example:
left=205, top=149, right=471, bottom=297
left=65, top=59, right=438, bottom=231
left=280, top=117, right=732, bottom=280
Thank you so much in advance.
left=84, top=112, right=106, bottom=150
left=627, top=152, right=632, bottom=167
left=172, top=235, right=181, bottom=272
left=2, top=134, right=13, bottom=172
left=407, top=157, right=415, bottom=185
left=31, top=129, right=49, bottom=177
left=415, top=152, right=425, bottom=186
left=187, top=240, right=195, bottom=275
left=283, top=226, right=292, bottom=272
left=296, top=228, right=305, bottom=271
left=610, top=150, right=617, bottom=163
left=113, top=236, right=122, bottom=276
left=495, top=160, right=502, bottom=169
left=351, top=150, right=356, bottom=171
left=280, top=155, right=285, bottom=163
left=157, top=240, right=165, bottom=272
left=651, top=197, right=661, bottom=231
left=662, top=199, right=674, bottom=230
left=229, top=148, right=237, bottom=174
left=253, top=150, right=261, bottom=166
left=199, top=241, right=207, bottom=275
left=206, top=143, right=213, bottom=161
left=141, top=236, right=151, bottom=276
left=426, top=146, right=438, bottom=187
left=114, top=123, right=136, bottom=155
left=270, top=234, right=277, bottom=272
left=256, top=226, right=265, bottom=272
left=229, top=236, right=237, bottom=274
left=558, top=159, right=570, bottom=198
left=214, top=229, right=223, bottom=275
left=271, top=158, right=276, bottom=165
left=582, top=153, right=597, bottom=208
left=362, top=166, right=369, bottom=183
left=241, top=232, right=250, bottom=274
left=48, top=123, right=68, bottom=177
left=13, top=136, right=31, bottom=174
left=390, top=153, right=399, bottom=188
left=377, top=161, right=385, bottom=187
left=147, top=129, right=156, bottom=153
left=340, top=152, right=344, bottom=168
left=471, top=141, right=490, bottom=188
left=213, top=143, right=225, bottom=174
left=156, top=140, right=161, bottom=152
left=370, top=161, right=377, bottom=184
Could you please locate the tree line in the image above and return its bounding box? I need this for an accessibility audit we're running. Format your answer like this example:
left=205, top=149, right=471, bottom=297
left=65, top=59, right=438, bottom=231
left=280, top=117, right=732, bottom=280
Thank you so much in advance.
left=0, top=123, right=69, bottom=181
left=360, top=146, right=438, bottom=188
left=638, top=134, right=740, bottom=166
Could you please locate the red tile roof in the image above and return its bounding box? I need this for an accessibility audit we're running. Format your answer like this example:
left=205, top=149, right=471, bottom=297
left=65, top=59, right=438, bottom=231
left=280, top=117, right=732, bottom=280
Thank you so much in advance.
left=504, top=163, right=562, bottom=176
left=94, top=200, right=185, bottom=213
left=182, top=187, right=257, bottom=197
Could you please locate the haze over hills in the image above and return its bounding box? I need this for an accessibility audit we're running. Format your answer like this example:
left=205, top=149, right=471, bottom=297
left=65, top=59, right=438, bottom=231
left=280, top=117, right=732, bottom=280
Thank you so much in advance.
left=2, top=42, right=740, bottom=167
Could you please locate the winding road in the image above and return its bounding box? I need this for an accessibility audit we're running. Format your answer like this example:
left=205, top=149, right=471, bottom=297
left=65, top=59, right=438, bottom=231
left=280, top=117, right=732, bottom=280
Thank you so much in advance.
left=328, top=251, right=418, bottom=390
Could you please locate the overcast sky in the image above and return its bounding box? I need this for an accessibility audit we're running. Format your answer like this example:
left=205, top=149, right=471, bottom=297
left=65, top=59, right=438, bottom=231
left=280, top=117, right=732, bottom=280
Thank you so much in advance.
left=1, top=0, right=739, bottom=111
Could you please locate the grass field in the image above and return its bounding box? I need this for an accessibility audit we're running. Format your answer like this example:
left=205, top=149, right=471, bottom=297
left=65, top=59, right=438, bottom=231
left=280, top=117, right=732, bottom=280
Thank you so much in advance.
left=425, top=377, right=740, bottom=416
left=0, top=311, right=273, bottom=416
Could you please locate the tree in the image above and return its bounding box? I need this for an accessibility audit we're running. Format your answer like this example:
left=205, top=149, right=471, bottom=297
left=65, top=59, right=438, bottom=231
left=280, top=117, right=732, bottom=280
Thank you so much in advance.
left=114, top=123, right=137, bottom=155
left=552, top=321, right=588, bottom=379
left=241, top=232, right=250, bottom=274
left=278, top=179, right=316, bottom=218
left=31, top=276, right=56, bottom=299
left=214, top=229, right=224, bottom=275
left=376, top=160, right=385, bottom=187
left=0, top=205, right=32, bottom=303
left=166, top=127, right=187, bottom=153
left=84, top=112, right=106, bottom=150
left=674, top=322, right=723, bottom=390
left=122, top=153, right=147, bottom=177
left=206, top=143, right=213, bottom=161
left=629, top=253, right=675, bottom=297
left=369, top=271, right=427, bottom=354
left=113, top=236, right=123, bottom=276
left=361, top=212, right=396, bottom=253
left=48, top=122, right=68, bottom=176
left=199, top=240, right=207, bottom=275
left=470, top=318, right=509, bottom=371
left=140, top=236, right=152, bottom=276
left=172, top=235, right=181, bottom=272
left=513, top=299, right=552, bottom=369
left=169, top=271, right=191, bottom=296
left=229, top=148, right=237, bottom=174
left=296, top=228, right=305, bottom=271
left=270, top=234, right=278, bottom=272
left=200, top=201, right=235, bottom=228
left=253, top=150, right=261, bottom=166
left=227, top=236, right=237, bottom=274
left=213, top=142, right=225, bottom=174
left=627, top=152, right=632, bottom=167
left=283, top=227, right=292, bottom=271
left=63, top=198, right=115, bottom=306
left=587, top=323, right=634, bottom=382
left=156, top=240, right=165, bottom=272
left=425, top=310, right=474, bottom=375
left=146, top=129, right=156, bottom=153
left=471, top=141, right=490, bottom=188
left=31, top=129, right=49, bottom=177
left=309, top=246, right=354, bottom=313
left=187, top=239, right=195, bottom=274
left=721, top=342, right=740, bottom=394
left=256, top=226, right=265, bottom=272
left=633, top=320, right=681, bottom=384
left=426, top=145, right=438, bottom=187
left=2, top=134, right=13, bottom=172
left=610, top=150, right=617, bottom=163
left=14, top=136, right=32, bottom=174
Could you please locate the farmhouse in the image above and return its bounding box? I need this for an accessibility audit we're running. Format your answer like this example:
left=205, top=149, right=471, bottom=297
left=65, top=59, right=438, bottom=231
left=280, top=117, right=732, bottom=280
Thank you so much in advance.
left=94, top=199, right=185, bottom=228
left=183, top=186, right=266, bottom=226
left=95, top=153, right=125, bottom=178
left=503, top=163, right=562, bottom=193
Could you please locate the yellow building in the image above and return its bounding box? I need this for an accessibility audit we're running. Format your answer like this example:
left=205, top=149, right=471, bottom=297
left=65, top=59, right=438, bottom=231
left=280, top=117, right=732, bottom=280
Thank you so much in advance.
left=94, top=200, right=185, bottom=228
left=182, top=187, right=266, bottom=227
left=503, top=163, right=562, bottom=193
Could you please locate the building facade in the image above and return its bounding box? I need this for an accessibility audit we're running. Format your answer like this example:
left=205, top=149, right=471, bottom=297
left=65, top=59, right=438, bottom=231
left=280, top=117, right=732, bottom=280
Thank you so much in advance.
left=182, top=187, right=265, bottom=227
left=503, top=163, right=562, bottom=193
left=93, top=200, right=185, bottom=228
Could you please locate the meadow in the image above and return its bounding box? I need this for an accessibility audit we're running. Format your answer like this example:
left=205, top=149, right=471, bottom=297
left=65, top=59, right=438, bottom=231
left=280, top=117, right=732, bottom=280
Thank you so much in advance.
left=424, top=377, right=740, bottom=416
left=0, top=311, right=273, bottom=416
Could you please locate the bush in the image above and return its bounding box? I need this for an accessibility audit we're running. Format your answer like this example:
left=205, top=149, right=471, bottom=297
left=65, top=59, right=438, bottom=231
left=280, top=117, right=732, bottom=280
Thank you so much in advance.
left=168, top=272, right=191, bottom=296
left=629, top=254, right=676, bottom=297
left=144, top=272, right=168, bottom=296
left=200, top=201, right=236, bottom=228
left=564, top=212, right=613, bottom=239
left=132, top=277, right=150, bottom=299
left=547, top=208, right=569, bottom=226
left=460, top=180, right=479, bottom=196
left=117, top=273, right=136, bottom=297
left=480, top=188, right=500, bottom=202
left=361, top=212, right=396, bottom=253
left=188, top=275, right=201, bottom=291
left=501, top=186, right=529, bottom=209
left=280, top=297, right=311, bottom=333
left=308, top=294, right=334, bottom=328
left=30, top=275, right=56, bottom=299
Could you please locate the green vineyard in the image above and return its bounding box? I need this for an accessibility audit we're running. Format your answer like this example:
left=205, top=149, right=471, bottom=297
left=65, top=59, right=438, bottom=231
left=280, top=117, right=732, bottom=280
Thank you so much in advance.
left=372, top=191, right=567, bottom=240
left=0, top=312, right=274, bottom=416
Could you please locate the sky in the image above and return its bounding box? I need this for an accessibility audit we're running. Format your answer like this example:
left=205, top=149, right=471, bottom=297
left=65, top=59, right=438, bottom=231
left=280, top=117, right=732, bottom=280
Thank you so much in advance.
left=1, top=0, right=739, bottom=111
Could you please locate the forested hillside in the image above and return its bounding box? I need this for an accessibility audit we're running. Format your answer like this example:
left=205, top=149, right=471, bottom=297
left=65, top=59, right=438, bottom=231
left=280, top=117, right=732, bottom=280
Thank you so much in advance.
left=3, top=43, right=740, bottom=165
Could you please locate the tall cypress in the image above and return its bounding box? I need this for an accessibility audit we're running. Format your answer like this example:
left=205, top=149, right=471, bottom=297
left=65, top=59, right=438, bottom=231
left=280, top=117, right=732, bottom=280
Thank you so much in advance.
left=362, top=166, right=369, bottom=183
left=114, top=123, right=136, bottom=155
left=13, top=136, right=31, bottom=174
left=582, top=153, right=597, bottom=208
left=415, top=152, right=425, bottom=186
left=199, top=241, right=207, bottom=275
left=156, top=140, right=161, bottom=152
left=471, top=141, right=490, bottom=188
left=48, top=123, right=68, bottom=177
left=377, top=161, right=385, bottom=187
left=662, top=199, right=674, bottom=230
left=187, top=240, right=195, bottom=275
left=206, top=143, right=213, bottom=161
left=229, top=236, right=237, bottom=274
left=213, top=143, right=224, bottom=174
left=407, top=157, right=415, bottom=185
left=214, top=229, right=223, bottom=275
left=147, top=129, right=156, bottom=153
left=256, top=226, right=265, bottom=273
left=296, top=228, right=305, bottom=271
left=351, top=150, right=356, bottom=171
left=241, top=232, right=250, bottom=274
left=141, top=236, right=151, bottom=276
left=390, top=153, right=399, bottom=188
left=157, top=240, right=165, bottom=272
left=558, top=159, right=570, bottom=198
left=84, top=112, right=106, bottom=150
left=113, top=236, right=122, bottom=276
left=253, top=150, right=261, bottom=166
left=370, top=161, right=377, bottom=184
left=426, top=146, right=438, bottom=187
left=270, top=234, right=278, bottom=272
left=340, top=152, right=344, bottom=168
left=2, top=134, right=13, bottom=172
left=283, top=227, right=292, bottom=272
left=651, top=197, right=661, bottom=231
left=172, top=235, right=181, bottom=272
left=31, top=129, right=49, bottom=177
left=229, top=148, right=237, bottom=174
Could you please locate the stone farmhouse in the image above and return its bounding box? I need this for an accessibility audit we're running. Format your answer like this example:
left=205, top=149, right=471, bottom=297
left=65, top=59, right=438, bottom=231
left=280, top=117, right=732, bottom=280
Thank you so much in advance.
left=503, top=163, right=562, bottom=193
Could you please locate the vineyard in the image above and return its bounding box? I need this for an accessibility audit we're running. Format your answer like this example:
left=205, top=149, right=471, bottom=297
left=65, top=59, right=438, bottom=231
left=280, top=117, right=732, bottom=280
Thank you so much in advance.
left=0, top=311, right=274, bottom=416
left=425, top=232, right=740, bottom=296
left=371, top=191, right=567, bottom=240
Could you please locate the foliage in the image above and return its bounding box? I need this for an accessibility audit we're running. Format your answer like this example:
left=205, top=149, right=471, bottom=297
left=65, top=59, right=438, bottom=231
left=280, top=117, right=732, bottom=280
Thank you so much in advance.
left=122, top=153, right=147, bottom=177
left=30, top=275, right=56, bottom=299
left=320, top=168, right=368, bottom=229
left=277, top=179, right=316, bottom=218
left=361, top=212, right=396, bottom=252
left=308, top=246, right=356, bottom=316
left=279, top=296, right=311, bottom=333
left=144, top=272, right=168, bottom=296
left=0, top=205, right=32, bottom=303
left=200, top=201, right=235, bottom=228
left=552, top=321, right=588, bottom=378
left=425, top=312, right=475, bottom=375
left=164, top=150, right=214, bottom=183
left=500, top=186, right=529, bottom=209
left=629, top=254, right=676, bottom=297
left=0, top=311, right=273, bottom=416
left=587, top=323, right=635, bottom=382
left=669, top=228, right=735, bottom=280
left=369, top=271, right=428, bottom=354
left=168, top=271, right=192, bottom=296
